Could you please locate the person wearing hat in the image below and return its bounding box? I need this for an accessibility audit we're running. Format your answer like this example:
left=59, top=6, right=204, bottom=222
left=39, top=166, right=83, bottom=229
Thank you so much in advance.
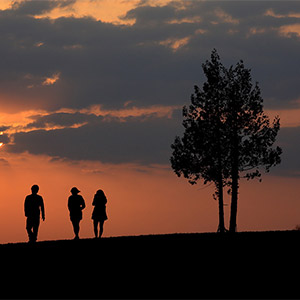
left=68, top=187, right=86, bottom=240
left=91, top=189, right=108, bottom=238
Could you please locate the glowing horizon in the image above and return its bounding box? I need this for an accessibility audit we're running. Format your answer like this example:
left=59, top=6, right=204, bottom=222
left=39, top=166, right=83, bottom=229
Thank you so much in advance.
left=0, top=150, right=297, bottom=244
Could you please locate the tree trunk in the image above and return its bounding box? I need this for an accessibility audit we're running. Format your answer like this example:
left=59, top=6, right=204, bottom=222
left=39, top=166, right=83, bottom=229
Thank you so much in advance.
left=229, top=168, right=238, bottom=233
left=229, top=128, right=239, bottom=233
left=217, top=177, right=226, bottom=233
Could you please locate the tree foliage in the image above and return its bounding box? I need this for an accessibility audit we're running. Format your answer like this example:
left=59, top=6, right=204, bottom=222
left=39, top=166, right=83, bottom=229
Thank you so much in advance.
left=171, top=50, right=229, bottom=185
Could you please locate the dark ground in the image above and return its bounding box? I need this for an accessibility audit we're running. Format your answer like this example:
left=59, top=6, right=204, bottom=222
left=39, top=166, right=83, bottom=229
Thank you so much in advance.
left=1, top=230, right=299, bottom=299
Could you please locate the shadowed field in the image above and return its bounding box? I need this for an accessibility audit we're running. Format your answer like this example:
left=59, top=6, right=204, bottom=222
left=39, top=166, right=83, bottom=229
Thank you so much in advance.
left=1, top=231, right=299, bottom=298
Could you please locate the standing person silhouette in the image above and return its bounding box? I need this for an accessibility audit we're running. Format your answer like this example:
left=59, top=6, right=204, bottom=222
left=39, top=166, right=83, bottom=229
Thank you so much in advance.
left=68, top=187, right=85, bottom=240
left=92, top=189, right=108, bottom=238
left=24, top=184, right=45, bottom=243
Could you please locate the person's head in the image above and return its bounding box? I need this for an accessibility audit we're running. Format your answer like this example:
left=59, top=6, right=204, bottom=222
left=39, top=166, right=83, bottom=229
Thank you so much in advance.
left=96, top=189, right=104, bottom=197
left=71, top=187, right=80, bottom=195
left=31, top=184, right=39, bottom=194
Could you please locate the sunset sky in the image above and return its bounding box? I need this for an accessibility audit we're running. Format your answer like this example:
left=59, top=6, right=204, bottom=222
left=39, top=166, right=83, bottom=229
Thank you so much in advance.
left=0, top=0, right=300, bottom=244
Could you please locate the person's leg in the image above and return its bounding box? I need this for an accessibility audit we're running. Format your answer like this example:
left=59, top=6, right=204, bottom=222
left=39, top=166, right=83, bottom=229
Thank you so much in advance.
left=72, top=219, right=80, bottom=239
left=32, top=217, right=40, bottom=242
left=99, top=220, right=104, bottom=238
left=26, top=218, right=33, bottom=242
left=93, top=220, right=98, bottom=238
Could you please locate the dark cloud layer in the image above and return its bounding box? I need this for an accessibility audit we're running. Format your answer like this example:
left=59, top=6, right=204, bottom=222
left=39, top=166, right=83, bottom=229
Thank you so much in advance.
left=25, top=112, right=93, bottom=129
left=7, top=112, right=182, bottom=165
left=1, top=0, right=300, bottom=173
left=7, top=108, right=296, bottom=177
left=11, top=0, right=75, bottom=17
left=1, top=0, right=300, bottom=112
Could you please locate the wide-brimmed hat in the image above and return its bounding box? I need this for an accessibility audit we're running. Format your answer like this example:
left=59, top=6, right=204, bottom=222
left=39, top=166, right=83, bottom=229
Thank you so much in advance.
left=71, top=187, right=80, bottom=194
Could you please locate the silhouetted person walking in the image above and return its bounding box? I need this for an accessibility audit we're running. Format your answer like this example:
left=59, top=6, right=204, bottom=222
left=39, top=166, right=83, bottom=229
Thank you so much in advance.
left=92, top=189, right=108, bottom=238
left=24, top=184, right=45, bottom=243
left=68, top=187, right=85, bottom=240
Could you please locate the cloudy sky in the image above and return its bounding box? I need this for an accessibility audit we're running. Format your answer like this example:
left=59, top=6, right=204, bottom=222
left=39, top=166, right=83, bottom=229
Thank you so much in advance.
left=0, top=0, right=300, bottom=243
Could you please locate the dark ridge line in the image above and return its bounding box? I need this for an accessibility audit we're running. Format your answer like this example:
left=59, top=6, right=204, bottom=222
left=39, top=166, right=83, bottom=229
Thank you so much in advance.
left=0, top=229, right=298, bottom=248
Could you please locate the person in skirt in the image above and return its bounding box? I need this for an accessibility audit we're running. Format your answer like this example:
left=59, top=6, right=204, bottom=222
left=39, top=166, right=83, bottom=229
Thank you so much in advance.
left=92, top=189, right=108, bottom=238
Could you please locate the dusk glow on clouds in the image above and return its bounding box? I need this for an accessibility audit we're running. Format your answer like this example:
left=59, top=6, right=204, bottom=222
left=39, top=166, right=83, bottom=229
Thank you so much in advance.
left=0, top=0, right=300, bottom=243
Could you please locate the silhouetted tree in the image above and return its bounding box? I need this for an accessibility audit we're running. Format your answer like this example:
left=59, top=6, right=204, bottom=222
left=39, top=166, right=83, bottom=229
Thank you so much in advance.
left=224, top=59, right=282, bottom=232
left=171, top=50, right=230, bottom=233
left=170, top=49, right=282, bottom=233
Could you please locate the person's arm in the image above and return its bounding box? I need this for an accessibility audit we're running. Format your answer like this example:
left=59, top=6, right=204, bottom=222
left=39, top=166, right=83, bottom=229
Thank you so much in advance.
left=40, top=196, right=45, bottom=221
left=24, top=196, right=28, bottom=217
left=68, top=196, right=71, bottom=212
left=81, top=196, right=86, bottom=210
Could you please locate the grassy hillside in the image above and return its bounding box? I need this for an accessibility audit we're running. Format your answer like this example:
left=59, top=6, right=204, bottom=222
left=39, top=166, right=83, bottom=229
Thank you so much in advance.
left=1, top=231, right=299, bottom=298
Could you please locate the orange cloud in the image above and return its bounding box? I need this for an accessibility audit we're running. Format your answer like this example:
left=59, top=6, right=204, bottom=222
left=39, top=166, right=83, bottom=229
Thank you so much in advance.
left=247, top=27, right=267, bottom=36
left=42, top=72, right=61, bottom=86
left=82, top=104, right=181, bottom=119
left=34, top=0, right=140, bottom=25
left=0, top=0, right=12, bottom=10
left=0, top=109, right=50, bottom=134
left=31, top=0, right=177, bottom=25
left=265, top=9, right=300, bottom=19
left=278, top=24, right=300, bottom=37
left=214, top=8, right=239, bottom=25
left=0, top=104, right=180, bottom=139
left=167, top=16, right=202, bottom=24
left=159, top=36, right=191, bottom=51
